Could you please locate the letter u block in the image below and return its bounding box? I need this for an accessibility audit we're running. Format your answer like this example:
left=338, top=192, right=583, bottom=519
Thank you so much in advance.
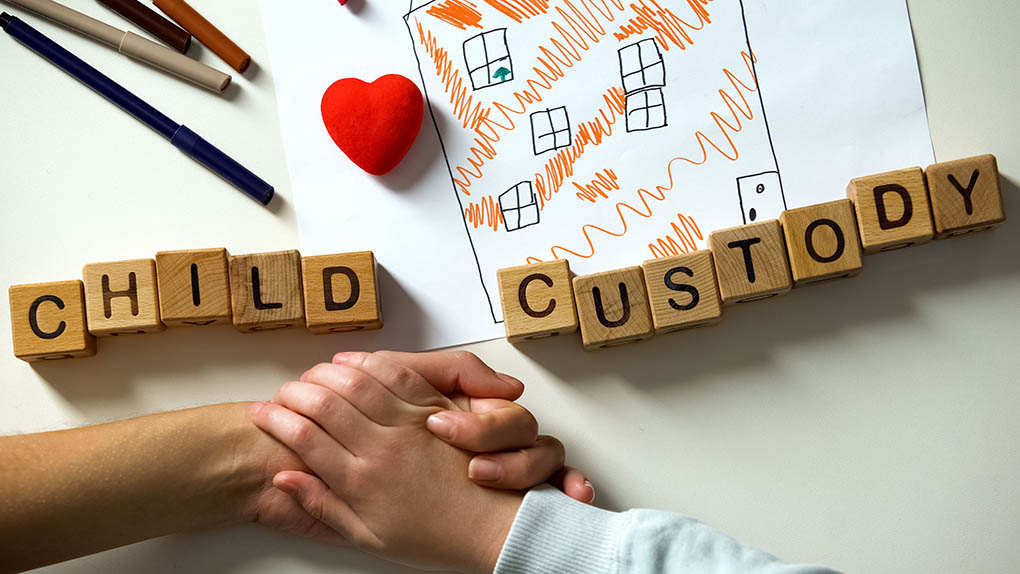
left=709, top=220, right=793, bottom=305
left=641, top=250, right=723, bottom=334
left=155, top=248, right=232, bottom=326
left=9, top=280, right=96, bottom=361
left=925, top=154, right=1006, bottom=238
left=572, top=266, right=653, bottom=351
left=83, top=259, right=164, bottom=336
left=780, top=199, right=863, bottom=286
left=498, top=259, right=578, bottom=343
left=846, top=167, right=935, bottom=253
left=229, top=251, right=304, bottom=333
left=302, top=252, right=383, bottom=334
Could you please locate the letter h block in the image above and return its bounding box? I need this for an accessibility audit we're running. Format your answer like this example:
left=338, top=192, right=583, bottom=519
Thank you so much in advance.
left=573, top=266, right=653, bottom=351
left=9, top=280, right=96, bottom=361
left=229, top=251, right=305, bottom=333
left=498, top=259, right=578, bottom=343
left=846, top=167, right=934, bottom=253
left=302, top=252, right=383, bottom=334
left=709, top=220, right=793, bottom=305
left=155, top=248, right=232, bottom=326
left=83, top=259, right=165, bottom=336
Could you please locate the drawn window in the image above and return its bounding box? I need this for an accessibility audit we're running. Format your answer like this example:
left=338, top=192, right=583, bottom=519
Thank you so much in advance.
left=618, top=38, right=665, bottom=94
left=530, top=106, right=571, bottom=155
left=625, top=88, right=667, bottom=132
left=463, top=28, right=514, bottom=90
left=499, top=181, right=540, bottom=232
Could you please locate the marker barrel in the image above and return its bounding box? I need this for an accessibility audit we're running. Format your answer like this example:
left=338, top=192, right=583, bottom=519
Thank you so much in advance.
left=171, top=126, right=274, bottom=205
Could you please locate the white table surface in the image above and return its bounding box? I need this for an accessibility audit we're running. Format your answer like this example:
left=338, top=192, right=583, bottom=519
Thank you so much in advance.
left=2, top=1, right=1018, bottom=572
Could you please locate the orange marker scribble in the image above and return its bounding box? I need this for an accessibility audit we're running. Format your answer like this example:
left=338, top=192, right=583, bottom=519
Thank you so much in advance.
left=648, top=213, right=704, bottom=258
left=574, top=168, right=620, bottom=203
left=614, top=0, right=713, bottom=52
left=483, top=0, right=551, bottom=22
left=464, top=194, right=505, bottom=231
left=427, top=0, right=485, bottom=30
left=416, top=23, right=491, bottom=131
left=525, top=51, right=759, bottom=264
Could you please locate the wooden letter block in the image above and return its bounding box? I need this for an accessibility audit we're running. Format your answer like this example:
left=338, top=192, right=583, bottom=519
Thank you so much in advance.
left=83, top=259, right=164, bottom=336
left=846, top=166, right=934, bottom=253
left=780, top=199, right=863, bottom=286
left=9, top=280, right=96, bottom=361
left=572, top=266, right=653, bottom=351
left=302, top=252, right=383, bottom=334
left=925, top=154, right=1006, bottom=238
left=229, top=250, right=304, bottom=333
left=641, top=250, right=722, bottom=334
left=498, top=259, right=578, bottom=342
left=709, top=219, right=792, bottom=305
left=155, top=248, right=232, bottom=327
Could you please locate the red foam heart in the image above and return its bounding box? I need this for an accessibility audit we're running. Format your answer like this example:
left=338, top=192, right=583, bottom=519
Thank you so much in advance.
left=321, top=74, right=424, bottom=176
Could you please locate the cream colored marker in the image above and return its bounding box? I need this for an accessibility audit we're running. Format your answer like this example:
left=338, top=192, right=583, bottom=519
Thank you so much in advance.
left=3, top=0, right=230, bottom=92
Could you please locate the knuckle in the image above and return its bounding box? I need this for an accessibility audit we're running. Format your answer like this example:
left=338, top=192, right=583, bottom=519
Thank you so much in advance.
left=338, top=371, right=367, bottom=397
left=538, top=435, right=566, bottom=465
left=305, top=388, right=336, bottom=419
left=301, top=363, right=334, bottom=383
left=518, top=408, right=540, bottom=440
left=452, top=350, right=481, bottom=366
left=290, top=421, right=317, bottom=449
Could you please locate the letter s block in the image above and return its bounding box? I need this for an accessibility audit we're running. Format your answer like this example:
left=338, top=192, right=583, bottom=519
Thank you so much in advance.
left=302, top=252, right=382, bottom=334
left=925, top=154, right=1006, bottom=238
left=846, top=167, right=934, bottom=253
left=155, top=248, right=232, bottom=327
left=709, top=219, right=792, bottom=305
left=229, top=251, right=304, bottom=333
left=780, top=199, right=863, bottom=286
left=572, top=266, right=653, bottom=351
left=9, top=280, right=96, bottom=361
left=498, top=259, right=578, bottom=343
left=641, top=250, right=723, bottom=334
left=83, top=259, right=164, bottom=336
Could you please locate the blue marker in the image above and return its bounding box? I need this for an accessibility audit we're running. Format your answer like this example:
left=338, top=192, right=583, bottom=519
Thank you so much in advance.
left=1, top=12, right=274, bottom=206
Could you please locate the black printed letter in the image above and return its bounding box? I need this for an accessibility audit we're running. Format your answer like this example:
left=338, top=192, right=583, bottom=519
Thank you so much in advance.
left=323, top=266, right=360, bottom=311
left=251, top=266, right=282, bottom=310
left=664, top=266, right=700, bottom=311
left=518, top=273, right=555, bottom=318
left=29, top=295, right=66, bottom=340
left=727, top=238, right=762, bottom=284
left=592, top=283, right=631, bottom=328
left=804, top=219, right=845, bottom=263
left=102, top=273, right=139, bottom=318
left=873, top=184, right=913, bottom=230
left=948, top=170, right=980, bottom=216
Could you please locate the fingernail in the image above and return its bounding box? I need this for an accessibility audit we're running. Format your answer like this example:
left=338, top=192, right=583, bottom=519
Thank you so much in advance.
left=249, top=401, right=266, bottom=417
left=426, top=412, right=455, bottom=439
left=275, top=480, right=298, bottom=497
left=584, top=479, right=596, bottom=503
left=469, top=457, right=503, bottom=482
left=333, top=352, right=350, bottom=364
left=497, top=372, right=524, bottom=389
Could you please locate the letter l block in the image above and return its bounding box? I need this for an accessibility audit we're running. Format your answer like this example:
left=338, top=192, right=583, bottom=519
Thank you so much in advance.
left=229, top=251, right=305, bottom=333
left=498, top=259, right=578, bottom=343
left=302, top=252, right=383, bottom=334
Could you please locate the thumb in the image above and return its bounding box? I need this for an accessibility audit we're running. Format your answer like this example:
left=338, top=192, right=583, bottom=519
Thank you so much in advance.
left=273, top=471, right=378, bottom=548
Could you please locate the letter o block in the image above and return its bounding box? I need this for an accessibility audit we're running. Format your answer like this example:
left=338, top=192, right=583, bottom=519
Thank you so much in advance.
left=302, top=252, right=382, bottom=334
left=83, top=259, right=164, bottom=336
left=846, top=167, right=934, bottom=253
left=925, top=154, right=1006, bottom=238
left=229, top=251, right=304, bottom=333
left=709, top=220, right=792, bottom=305
left=641, top=250, right=723, bottom=334
left=780, top=199, right=863, bottom=286
left=572, top=266, right=653, bottom=351
left=9, top=280, right=96, bottom=361
left=498, top=259, right=578, bottom=343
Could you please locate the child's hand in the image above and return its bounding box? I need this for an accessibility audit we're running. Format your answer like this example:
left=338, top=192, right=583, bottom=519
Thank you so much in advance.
left=250, top=354, right=525, bottom=572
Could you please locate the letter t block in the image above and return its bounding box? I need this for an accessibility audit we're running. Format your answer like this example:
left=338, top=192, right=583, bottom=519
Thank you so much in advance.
left=498, top=259, right=578, bottom=343
left=83, top=259, right=164, bottom=336
left=302, top=252, right=383, bottom=334
left=709, top=220, right=792, bottom=305
left=229, top=251, right=305, bottom=333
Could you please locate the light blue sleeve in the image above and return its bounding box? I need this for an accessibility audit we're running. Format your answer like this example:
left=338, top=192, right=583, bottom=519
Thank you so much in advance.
left=494, top=485, right=841, bottom=574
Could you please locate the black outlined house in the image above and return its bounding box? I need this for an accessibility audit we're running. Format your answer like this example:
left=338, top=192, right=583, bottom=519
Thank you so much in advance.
left=530, top=106, right=572, bottom=155
left=463, top=28, right=514, bottom=90
left=498, top=181, right=540, bottom=232
left=618, top=38, right=668, bottom=132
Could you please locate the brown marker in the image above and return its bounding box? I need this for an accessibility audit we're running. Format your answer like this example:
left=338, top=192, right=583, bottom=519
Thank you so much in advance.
left=98, top=0, right=191, bottom=54
left=152, top=0, right=250, bottom=73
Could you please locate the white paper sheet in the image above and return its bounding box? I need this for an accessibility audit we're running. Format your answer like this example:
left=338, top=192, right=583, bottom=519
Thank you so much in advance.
left=260, top=0, right=933, bottom=351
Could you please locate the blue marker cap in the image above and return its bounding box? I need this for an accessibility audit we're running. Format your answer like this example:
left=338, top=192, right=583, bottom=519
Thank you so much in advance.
left=170, top=126, right=274, bottom=205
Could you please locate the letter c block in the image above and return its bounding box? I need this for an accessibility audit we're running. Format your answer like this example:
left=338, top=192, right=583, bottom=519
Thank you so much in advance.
left=9, top=280, right=96, bottom=361
left=302, top=252, right=382, bottom=334
left=498, top=259, right=578, bottom=343
left=846, top=166, right=934, bottom=253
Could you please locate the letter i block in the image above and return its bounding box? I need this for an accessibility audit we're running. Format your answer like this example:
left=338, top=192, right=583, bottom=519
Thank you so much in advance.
left=780, top=199, right=863, bottom=286
left=709, top=219, right=793, bottom=305
left=498, top=259, right=578, bottom=343
left=925, top=154, right=1006, bottom=238
left=302, top=252, right=383, bottom=334
left=572, top=266, right=653, bottom=351
left=155, top=248, right=232, bottom=326
left=229, top=250, right=304, bottom=333
left=83, top=259, right=164, bottom=336
left=846, top=167, right=934, bottom=253
left=641, top=250, right=723, bottom=335
left=9, top=281, right=96, bottom=361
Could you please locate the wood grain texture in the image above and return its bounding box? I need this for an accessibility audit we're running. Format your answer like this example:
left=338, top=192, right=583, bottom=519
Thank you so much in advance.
left=780, top=199, right=863, bottom=286
left=925, top=154, right=1006, bottom=238
left=229, top=250, right=304, bottom=333
left=155, top=248, right=232, bottom=326
left=641, top=250, right=722, bottom=335
left=302, top=252, right=383, bottom=334
left=9, top=280, right=96, bottom=361
left=846, top=166, right=934, bottom=253
left=83, top=259, right=164, bottom=336
left=498, top=259, right=578, bottom=343
left=709, top=219, right=792, bottom=305
left=572, top=266, right=653, bottom=351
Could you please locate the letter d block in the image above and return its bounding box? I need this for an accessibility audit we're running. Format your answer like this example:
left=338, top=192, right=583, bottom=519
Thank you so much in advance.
left=83, top=259, right=164, bottom=336
left=641, top=250, right=723, bottom=334
left=573, top=266, right=653, bottom=351
left=9, top=281, right=96, bottom=361
left=709, top=220, right=792, bottom=305
left=302, top=252, right=383, bottom=334
left=925, top=154, right=1006, bottom=238
left=498, top=259, right=578, bottom=343
left=229, top=251, right=304, bottom=333
left=780, top=199, right=863, bottom=286
left=155, top=248, right=232, bottom=326
left=846, top=167, right=934, bottom=253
